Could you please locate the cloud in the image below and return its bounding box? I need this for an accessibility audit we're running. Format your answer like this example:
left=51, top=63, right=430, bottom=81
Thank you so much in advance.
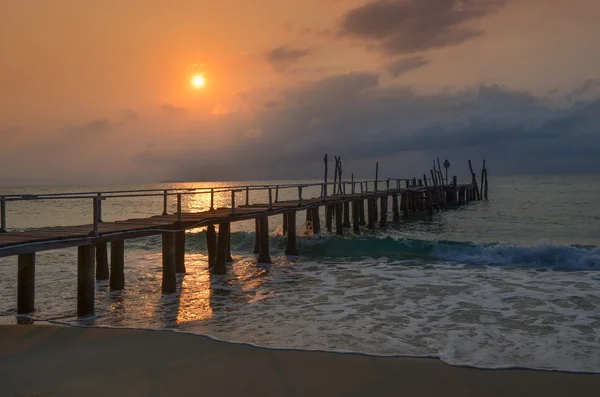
left=244, top=128, right=263, bottom=139
left=339, top=0, right=508, bottom=55
left=265, top=46, right=311, bottom=73
left=388, top=56, right=429, bottom=77
left=60, top=119, right=112, bottom=135
left=119, top=108, right=140, bottom=122
left=160, top=102, right=187, bottom=114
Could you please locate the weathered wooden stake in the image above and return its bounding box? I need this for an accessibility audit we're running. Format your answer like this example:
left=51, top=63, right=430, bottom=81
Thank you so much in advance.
left=214, top=223, right=229, bottom=274
left=110, top=240, right=125, bottom=291
left=335, top=203, right=344, bottom=236
left=257, top=217, right=272, bottom=263
left=326, top=205, right=334, bottom=232
left=352, top=200, right=360, bottom=235
left=373, top=196, right=378, bottom=222
left=306, top=209, right=313, bottom=231
left=175, top=231, right=186, bottom=273
left=282, top=212, right=288, bottom=236
left=77, top=245, right=95, bottom=316
left=312, top=207, right=321, bottom=234
left=17, top=253, right=35, bottom=314
left=343, top=202, right=351, bottom=228
left=226, top=225, right=233, bottom=263
left=206, top=224, right=217, bottom=270
left=95, top=243, right=109, bottom=281
left=392, top=194, right=400, bottom=222
left=484, top=169, right=489, bottom=200
left=285, top=211, right=298, bottom=255
left=162, top=233, right=177, bottom=293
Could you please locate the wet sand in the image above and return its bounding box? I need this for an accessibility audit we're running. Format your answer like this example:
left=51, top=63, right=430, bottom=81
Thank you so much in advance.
left=1, top=324, right=599, bottom=397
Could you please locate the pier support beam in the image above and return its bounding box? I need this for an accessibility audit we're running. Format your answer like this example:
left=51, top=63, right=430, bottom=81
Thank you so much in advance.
left=285, top=211, right=298, bottom=256
left=215, top=223, right=229, bottom=274
left=206, top=224, right=217, bottom=270
left=392, top=194, right=400, bottom=223
left=306, top=209, right=313, bottom=231
left=380, top=196, right=388, bottom=227
left=110, top=240, right=125, bottom=291
left=311, top=207, right=321, bottom=235
left=367, top=199, right=375, bottom=229
left=335, top=203, right=344, bottom=236
left=175, top=231, right=186, bottom=274
left=373, top=198, right=378, bottom=222
left=326, top=205, right=334, bottom=232
left=95, top=243, right=109, bottom=281
left=17, top=253, right=35, bottom=314
left=77, top=245, right=95, bottom=316
left=257, top=217, right=272, bottom=263
left=226, top=226, right=233, bottom=263
left=253, top=219, right=260, bottom=254
left=282, top=213, right=287, bottom=236
left=401, top=193, right=408, bottom=218
left=162, top=233, right=177, bottom=294
left=359, top=200, right=366, bottom=226
left=343, top=202, right=351, bottom=228
left=352, top=200, right=360, bottom=235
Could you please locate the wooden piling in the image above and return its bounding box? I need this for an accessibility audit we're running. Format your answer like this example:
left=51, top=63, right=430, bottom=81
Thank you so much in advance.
left=484, top=169, right=489, bottom=200
left=326, top=205, right=334, bottom=232
left=352, top=200, right=360, bottom=235
left=17, top=253, right=35, bottom=314
left=206, top=224, right=217, bottom=270
left=359, top=199, right=366, bottom=226
left=311, top=207, right=321, bottom=234
left=379, top=196, right=387, bottom=227
left=214, top=223, right=230, bottom=274
left=175, top=231, right=186, bottom=273
left=285, top=211, right=298, bottom=255
left=367, top=199, right=375, bottom=229
left=109, top=240, right=125, bottom=291
left=226, top=225, right=233, bottom=263
left=306, top=209, right=313, bottom=230
left=392, top=194, right=400, bottom=222
left=77, top=245, right=95, bottom=316
left=343, top=202, right=351, bottom=228
left=257, top=217, right=272, bottom=263
left=253, top=218, right=260, bottom=254
left=335, top=203, right=344, bottom=236
left=95, top=242, right=109, bottom=281
left=282, top=213, right=287, bottom=236
left=401, top=193, right=408, bottom=218
left=373, top=197, right=378, bottom=222
left=162, top=233, right=177, bottom=293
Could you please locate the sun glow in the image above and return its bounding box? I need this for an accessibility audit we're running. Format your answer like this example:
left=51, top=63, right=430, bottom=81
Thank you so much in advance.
left=191, top=74, right=205, bottom=88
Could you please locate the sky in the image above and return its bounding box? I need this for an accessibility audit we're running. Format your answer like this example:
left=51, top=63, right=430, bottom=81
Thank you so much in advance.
left=1, top=0, right=599, bottom=185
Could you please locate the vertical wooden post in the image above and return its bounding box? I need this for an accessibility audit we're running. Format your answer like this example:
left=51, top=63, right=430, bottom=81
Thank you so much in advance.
left=392, top=194, right=400, bottom=222
left=17, top=253, right=35, bottom=314
left=380, top=196, right=388, bottom=227
left=214, top=223, right=229, bottom=274
left=285, top=211, right=298, bottom=255
left=253, top=218, right=260, bottom=254
left=326, top=205, right=334, bottom=232
left=484, top=170, right=489, bottom=200
left=162, top=190, right=168, bottom=215
left=352, top=200, right=360, bottom=235
left=257, top=217, right=272, bottom=263
left=0, top=196, right=6, bottom=233
left=335, top=203, right=344, bottom=236
left=306, top=209, right=313, bottom=231
left=175, top=231, right=186, bottom=273
left=110, top=240, right=125, bottom=291
left=373, top=196, right=378, bottom=222
left=359, top=199, right=366, bottom=225
left=162, top=233, right=176, bottom=293
left=282, top=212, right=288, bottom=236
left=226, top=225, right=233, bottom=263
left=311, top=207, right=321, bottom=234
left=206, top=224, right=217, bottom=270
left=96, top=193, right=103, bottom=223
left=95, top=242, right=109, bottom=281
left=367, top=199, right=375, bottom=229
left=343, top=202, right=350, bottom=228
left=77, top=245, right=95, bottom=316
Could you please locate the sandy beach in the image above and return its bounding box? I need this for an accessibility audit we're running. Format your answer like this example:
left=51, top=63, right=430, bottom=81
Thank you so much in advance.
left=0, top=325, right=598, bottom=397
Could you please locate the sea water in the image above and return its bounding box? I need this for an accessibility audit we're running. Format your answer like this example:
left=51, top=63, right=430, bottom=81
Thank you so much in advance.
left=0, top=175, right=599, bottom=372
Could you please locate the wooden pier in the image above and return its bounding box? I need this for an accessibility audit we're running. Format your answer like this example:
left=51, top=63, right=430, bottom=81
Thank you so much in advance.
left=0, top=159, right=488, bottom=317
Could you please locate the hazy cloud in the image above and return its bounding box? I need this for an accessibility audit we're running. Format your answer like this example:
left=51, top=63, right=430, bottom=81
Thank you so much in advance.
left=388, top=56, right=430, bottom=77
left=339, top=0, right=508, bottom=54
left=265, top=46, right=311, bottom=73
left=60, top=119, right=112, bottom=135
left=160, top=102, right=187, bottom=114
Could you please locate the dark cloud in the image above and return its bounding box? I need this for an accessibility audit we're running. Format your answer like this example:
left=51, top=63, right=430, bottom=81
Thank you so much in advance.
left=60, top=119, right=112, bottom=135
left=388, top=56, right=429, bottom=77
left=339, top=0, right=508, bottom=54
left=265, top=46, right=311, bottom=73
left=119, top=108, right=140, bottom=122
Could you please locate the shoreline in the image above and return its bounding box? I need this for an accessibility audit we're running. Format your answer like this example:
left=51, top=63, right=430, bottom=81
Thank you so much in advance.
left=1, top=324, right=599, bottom=397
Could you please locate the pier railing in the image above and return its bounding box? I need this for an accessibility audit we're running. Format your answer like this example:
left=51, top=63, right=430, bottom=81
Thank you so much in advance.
left=0, top=178, right=438, bottom=234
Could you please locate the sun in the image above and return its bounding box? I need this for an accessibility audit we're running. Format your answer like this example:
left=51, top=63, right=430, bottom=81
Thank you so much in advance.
left=191, top=74, right=205, bottom=88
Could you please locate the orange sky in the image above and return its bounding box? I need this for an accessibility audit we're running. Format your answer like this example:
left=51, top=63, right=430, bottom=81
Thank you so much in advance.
left=1, top=0, right=599, bottom=184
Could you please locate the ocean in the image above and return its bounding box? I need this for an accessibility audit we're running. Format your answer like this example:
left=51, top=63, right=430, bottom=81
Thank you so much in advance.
left=1, top=175, right=599, bottom=372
